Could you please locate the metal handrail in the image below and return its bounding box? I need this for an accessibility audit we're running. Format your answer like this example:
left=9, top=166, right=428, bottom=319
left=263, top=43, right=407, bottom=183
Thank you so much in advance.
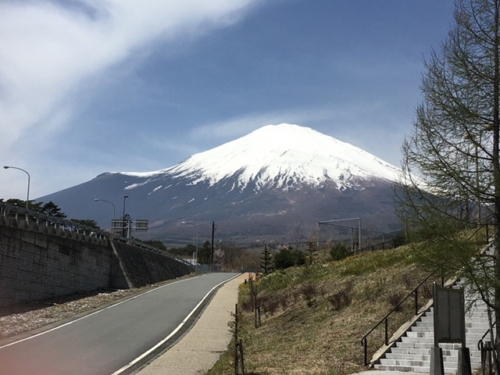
left=360, top=271, right=436, bottom=366
left=478, top=322, right=496, bottom=375
left=360, top=225, right=492, bottom=367
left=478, top=321, right=496, bottom=351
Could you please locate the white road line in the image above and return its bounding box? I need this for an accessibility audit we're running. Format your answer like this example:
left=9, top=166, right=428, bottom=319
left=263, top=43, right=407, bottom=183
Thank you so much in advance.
left=0, top=277, right=190, bottom=350
left=110, top=273, right=241, bottom=375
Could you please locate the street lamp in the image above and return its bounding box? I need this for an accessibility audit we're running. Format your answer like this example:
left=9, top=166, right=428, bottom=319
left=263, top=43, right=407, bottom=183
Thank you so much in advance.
left=4, top=166, right=30, bottom=221
left=122, top=195, right=129, bottom=237
left=94, top=198, right=116, bottom=219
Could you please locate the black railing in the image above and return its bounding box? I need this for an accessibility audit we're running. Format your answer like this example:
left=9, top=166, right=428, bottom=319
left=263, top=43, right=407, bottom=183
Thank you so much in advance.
left=360, top=224, right=492, bottom=367
left=478, top=321, right=496, bottom=375
left=360, top=271, right=437, bottom=366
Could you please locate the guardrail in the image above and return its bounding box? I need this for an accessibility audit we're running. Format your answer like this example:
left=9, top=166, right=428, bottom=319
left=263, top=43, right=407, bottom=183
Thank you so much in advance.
left=0, top=202, right=108, bottom=239
left=0, top=202, right=193, bottom=267
left=124, top=237, right=194, bottom=267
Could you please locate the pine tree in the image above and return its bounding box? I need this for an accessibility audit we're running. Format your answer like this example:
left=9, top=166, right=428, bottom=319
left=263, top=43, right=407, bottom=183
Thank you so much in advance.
left=260, top=245, right=273, bottom=275
left=307, top=241, right=316, bottom=265
left=198, top=240, right=211, bottom=264
left=41, top=201, right=67, bottom=218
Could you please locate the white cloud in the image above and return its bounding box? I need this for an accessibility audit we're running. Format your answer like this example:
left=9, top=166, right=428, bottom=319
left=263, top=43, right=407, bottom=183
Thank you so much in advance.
left=0, top=0, right=262, bottom=199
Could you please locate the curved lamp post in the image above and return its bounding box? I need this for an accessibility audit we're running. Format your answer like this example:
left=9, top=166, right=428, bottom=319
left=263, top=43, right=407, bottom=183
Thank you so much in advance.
left=94, top=198, right=116, bottom=219
left=4, top=166, right=30, bottom=220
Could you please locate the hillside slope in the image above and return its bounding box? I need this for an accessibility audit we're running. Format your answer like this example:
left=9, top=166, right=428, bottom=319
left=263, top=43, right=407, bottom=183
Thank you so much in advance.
left=208, top=247, right=438, bottom=375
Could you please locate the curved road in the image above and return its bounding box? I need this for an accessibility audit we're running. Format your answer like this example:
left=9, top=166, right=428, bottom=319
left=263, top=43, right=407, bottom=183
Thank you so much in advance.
left=0, top=273, right=239, bottom=375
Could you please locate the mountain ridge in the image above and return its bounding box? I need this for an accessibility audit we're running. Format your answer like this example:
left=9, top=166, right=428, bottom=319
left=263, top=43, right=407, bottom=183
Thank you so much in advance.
left=38, top=124, right=403, bottom=245
left=115, top=123, right=401, bottom=193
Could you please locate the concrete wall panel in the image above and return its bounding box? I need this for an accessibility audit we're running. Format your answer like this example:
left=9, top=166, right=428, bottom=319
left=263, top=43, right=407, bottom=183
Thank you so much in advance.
left=0, top=218, right=193, bottom=307
left=0, top=224, right=113, bottom=307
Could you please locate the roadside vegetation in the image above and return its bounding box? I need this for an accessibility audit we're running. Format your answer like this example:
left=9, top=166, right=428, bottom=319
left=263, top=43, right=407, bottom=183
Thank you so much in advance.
left=208, top=245, right=439, bottom=375
left=207, top=2, right=500, bottom=371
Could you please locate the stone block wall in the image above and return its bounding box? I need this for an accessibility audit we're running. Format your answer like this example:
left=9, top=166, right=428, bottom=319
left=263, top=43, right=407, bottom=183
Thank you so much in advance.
left=0, top=223, right=112, bottom=307
left=0, top=216, right=194, bottom=307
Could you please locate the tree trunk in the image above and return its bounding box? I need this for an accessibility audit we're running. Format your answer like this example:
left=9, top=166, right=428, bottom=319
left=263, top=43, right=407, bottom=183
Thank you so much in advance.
left=493, top=1, right=500, bottom=369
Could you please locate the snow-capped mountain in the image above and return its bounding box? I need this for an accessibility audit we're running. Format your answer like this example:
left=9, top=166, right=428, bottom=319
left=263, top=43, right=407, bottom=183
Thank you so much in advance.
left=38, top=124, right=403, bottom=246
left=122, top=124, right=400, bottom=192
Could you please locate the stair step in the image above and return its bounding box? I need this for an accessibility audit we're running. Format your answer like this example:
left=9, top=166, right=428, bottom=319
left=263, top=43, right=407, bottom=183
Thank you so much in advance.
left=373, top=269, right=493, bottom=373
left=374, top=364, right=457, bottom=374
left=379, top=359, right=432, bottom=366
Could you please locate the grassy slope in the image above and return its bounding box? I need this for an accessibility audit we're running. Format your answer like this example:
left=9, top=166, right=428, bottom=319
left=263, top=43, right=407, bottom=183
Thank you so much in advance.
left=208, top=246, right=440, bottom=375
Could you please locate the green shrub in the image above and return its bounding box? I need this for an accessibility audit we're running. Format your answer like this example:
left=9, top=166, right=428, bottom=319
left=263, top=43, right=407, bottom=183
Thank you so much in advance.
left=330, top=243, right=350, bottom=261
left=259, top=269, right=298, bottom=292
left=274, top=247, right=306, bottom=269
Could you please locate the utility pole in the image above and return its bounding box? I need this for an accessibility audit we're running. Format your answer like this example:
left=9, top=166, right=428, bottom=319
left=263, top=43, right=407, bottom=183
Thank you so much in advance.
left=211, top=221, right=216, bottom=272
left=122, top=195, right=129, bottom=237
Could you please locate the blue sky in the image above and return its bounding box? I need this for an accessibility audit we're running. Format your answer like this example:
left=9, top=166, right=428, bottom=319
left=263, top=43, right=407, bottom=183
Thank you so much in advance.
left=0, top=0, right=455, bottom=200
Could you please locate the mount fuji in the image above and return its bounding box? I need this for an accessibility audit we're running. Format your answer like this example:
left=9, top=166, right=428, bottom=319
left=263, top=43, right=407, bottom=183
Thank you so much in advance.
left=38, top=124, right=403, bottom=246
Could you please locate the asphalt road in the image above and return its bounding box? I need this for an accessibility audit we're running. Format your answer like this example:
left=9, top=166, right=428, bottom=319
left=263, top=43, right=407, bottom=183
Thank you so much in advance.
left=0, top=273, right=239, bottom=375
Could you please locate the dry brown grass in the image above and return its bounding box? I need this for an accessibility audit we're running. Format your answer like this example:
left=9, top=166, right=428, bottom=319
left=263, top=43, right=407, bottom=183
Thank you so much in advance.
left=208, top=246, right=439, bottom=375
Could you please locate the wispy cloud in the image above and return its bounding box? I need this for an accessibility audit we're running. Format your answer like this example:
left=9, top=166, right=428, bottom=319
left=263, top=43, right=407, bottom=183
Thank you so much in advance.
left=0, top=0, right=260, bottom=143
left=0, top=0, right=261, bottom=198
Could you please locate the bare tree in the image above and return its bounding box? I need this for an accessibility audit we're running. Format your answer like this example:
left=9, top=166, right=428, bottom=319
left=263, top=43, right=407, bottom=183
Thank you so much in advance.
left=290, top=224, right=305, bottom=250
left=398, top=0, right=500, bottom=359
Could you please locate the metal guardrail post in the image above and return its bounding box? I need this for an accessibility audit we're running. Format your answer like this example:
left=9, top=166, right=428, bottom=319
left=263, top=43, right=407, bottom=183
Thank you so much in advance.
left=384, top=318, right=388, bottom=345
left=360, top=271, right=436, bottom=367
left=415, top=289, right=419, bottom=314
left=362, top=337, right=368, bottom=366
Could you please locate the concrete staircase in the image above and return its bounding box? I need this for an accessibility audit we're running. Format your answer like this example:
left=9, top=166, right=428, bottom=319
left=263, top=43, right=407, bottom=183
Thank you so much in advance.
left=374, top=289, right=491, bottom=373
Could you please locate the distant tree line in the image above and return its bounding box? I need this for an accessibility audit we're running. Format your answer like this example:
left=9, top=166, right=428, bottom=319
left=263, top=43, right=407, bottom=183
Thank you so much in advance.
left=260, top=240, right=365, bottom=274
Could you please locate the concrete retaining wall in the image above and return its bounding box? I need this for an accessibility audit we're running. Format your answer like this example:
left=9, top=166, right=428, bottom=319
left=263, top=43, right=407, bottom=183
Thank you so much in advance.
left=0, top=218, right=194, bottom=307
left=0, top=222, right=112, bottom=307
left=112, top=241, right=193, bottom=287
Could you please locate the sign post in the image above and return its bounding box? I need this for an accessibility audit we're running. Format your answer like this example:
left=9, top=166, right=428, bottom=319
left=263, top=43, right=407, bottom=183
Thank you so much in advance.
left=111, top=219, right=148, bottom=239
left=431, top=283, right=471, bottom=375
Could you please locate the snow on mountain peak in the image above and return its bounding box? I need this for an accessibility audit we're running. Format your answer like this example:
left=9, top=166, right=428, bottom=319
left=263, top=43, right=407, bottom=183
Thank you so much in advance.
left=155, top=123, right=402, bottom=191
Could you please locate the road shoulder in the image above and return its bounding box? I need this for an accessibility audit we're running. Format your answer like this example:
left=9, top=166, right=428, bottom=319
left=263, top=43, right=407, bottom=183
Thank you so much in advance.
left=134, top=273, right=246, bottom=375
